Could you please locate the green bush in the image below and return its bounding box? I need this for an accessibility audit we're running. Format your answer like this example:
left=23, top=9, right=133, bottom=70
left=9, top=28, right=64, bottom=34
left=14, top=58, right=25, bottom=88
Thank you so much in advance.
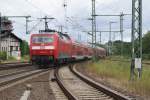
left=0, top=51, right=7, bottom=60
left=143, top=54, right=150, bottom=60
left=21, top=55, right=30, bottom=62
left=8, top=56, right=16, bottom=61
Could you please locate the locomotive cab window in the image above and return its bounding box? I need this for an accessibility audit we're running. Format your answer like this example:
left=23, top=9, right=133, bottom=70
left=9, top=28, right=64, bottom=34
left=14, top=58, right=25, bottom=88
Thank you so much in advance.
left=32, top=36, right=54, bottom=43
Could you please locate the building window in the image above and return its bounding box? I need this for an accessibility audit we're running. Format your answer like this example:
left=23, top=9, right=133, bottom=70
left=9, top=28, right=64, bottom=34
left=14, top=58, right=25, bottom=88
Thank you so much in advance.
left=10, top=46, right=13, bottom=51
left=16, top=46, right=18, bottom=51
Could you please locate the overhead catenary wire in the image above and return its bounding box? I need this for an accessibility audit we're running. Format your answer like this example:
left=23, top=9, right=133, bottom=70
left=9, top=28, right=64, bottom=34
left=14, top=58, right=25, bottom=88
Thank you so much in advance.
left=66, top=17, right=88, bottom=32
left=24, top=0, right=53, bottom=17
left=28, top=19, right=43, bottom=33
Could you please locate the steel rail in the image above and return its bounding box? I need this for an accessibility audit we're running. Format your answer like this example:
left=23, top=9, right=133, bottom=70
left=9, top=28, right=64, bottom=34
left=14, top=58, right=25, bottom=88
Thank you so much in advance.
left=54, top=67, right=78, bottom=100
left=70, top=65, right=134, bottom=100
left=0, top=69, right=35, bottom=78
left=1, top=61, right=29, bottom=65
left=0, top=63, right=31, bottom=70
left=0, top=68, right=49, bottom=87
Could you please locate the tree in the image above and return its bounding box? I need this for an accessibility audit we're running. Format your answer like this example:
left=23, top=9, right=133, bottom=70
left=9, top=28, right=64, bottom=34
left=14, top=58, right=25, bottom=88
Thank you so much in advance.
left=142, top=31, right=150, bottom=54
left=142, top=31, right=150, bottom=59
left=20, top=40, right=29, bottom=56
left=111, top=40, right=131, bottom=56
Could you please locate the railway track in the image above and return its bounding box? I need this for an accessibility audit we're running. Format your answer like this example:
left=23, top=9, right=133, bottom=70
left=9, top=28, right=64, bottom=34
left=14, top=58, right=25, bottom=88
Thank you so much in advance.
left=54, top=65, right=134, bottom=100
left=49, top=69, right=68, bottom=100
left=1, top=61, right=29, bottom=65
left=0, top=62, right=31, bottom=70
left=0, top=65, right=38, bottom=79
left=0, top=65, right=50, bottom=91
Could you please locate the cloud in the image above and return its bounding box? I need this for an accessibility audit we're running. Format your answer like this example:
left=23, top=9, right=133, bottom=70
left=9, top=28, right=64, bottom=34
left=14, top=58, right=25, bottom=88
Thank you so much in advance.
left=0, top=0, right=149, bottom=43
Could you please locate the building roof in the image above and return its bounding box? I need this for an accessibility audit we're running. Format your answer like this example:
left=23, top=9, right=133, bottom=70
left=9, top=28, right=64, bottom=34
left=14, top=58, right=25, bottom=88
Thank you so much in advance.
left=0, top=33, right=22, bottom=42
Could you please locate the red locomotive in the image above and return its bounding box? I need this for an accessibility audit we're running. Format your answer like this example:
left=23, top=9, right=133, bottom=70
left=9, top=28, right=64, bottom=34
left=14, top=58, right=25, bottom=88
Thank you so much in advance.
left=30, top=31, right=72, bottom=67
left=30, top=31, right=106, bottom=67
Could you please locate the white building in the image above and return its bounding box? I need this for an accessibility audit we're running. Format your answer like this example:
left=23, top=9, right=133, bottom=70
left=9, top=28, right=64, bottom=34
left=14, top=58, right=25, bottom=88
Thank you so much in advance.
left=0, top=33, right=22, bottom=57
left=0, top=16, right=22, bottom=59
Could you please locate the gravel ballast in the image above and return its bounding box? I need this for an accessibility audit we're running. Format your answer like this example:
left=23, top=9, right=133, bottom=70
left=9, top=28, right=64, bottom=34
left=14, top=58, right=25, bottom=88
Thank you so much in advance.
left=0, top=71, right=55, bottom=100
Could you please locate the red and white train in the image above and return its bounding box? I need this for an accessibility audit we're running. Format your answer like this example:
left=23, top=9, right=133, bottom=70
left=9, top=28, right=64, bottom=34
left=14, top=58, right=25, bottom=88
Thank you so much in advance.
left=30, top=31, right=106, bottom=67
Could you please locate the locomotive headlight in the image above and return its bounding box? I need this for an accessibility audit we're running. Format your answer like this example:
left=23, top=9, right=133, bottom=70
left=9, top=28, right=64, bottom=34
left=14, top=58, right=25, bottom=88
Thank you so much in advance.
left=32, top=46, right=40, bottom=50
left=45, top=46, right=55, bottom=49
left=32, top=46, right=55, bottom=50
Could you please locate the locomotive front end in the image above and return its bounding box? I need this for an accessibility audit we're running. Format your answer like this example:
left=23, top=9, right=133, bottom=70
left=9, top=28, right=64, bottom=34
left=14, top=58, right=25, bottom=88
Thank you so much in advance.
left=30, top=34, right=55, bottom=65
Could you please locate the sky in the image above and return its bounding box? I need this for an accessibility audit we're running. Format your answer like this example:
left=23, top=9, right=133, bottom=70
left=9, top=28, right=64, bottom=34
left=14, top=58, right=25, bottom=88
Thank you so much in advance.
left=0, top=0, right=149, bottom=44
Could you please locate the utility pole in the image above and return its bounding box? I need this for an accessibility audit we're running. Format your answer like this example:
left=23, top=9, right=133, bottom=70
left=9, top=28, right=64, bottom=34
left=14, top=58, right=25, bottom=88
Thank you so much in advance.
left=63, top=0, right=68, bottom=30
left=92, top=13, right=130, bottom=56
left=83, top=30, right=93, bottom=46
left=25, top=16, right=30, bottom=34
left=56, top=25, right=64, bottom=33
left=0, top=12, right=1, bottom=52
left=131, top=0, right=142, bottom=80
left=92, top=0, right=96, bottom=48
left=109, top=21, right=117, bottom=56
left=5, top=16, right=31, bottom=34
left=87, top=18, right=94, bottom=47
left=60, top=25, right=63, bottom=33
left=91, top=0, right=97, bottom=60
left=99, top=32, right=101, bottom=44
left=112, top=32, right=116, bottom=52
left=109, top=22, right=112, bottom=55
left=120, top=12, right=124, bottom=57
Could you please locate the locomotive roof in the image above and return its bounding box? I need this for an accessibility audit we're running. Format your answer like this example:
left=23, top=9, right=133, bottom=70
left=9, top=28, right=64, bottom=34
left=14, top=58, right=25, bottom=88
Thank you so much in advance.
left=39, top=29, right=56, bottom=33
left=57, top=32, right=71, bottom=40
left=72, top=41, right=91, bottom=48
left=31, top=31, right=71, bottom=40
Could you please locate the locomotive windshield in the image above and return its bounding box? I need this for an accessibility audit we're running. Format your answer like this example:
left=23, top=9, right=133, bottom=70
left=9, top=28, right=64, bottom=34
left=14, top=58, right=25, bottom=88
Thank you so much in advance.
left=32, top=36, right=53, bottom=43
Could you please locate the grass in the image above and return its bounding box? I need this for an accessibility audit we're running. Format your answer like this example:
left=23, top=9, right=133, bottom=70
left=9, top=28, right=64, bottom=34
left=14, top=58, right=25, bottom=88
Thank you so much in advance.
left=86, top=59, right=150, bottom=97
left=109, top=56, right=150, bottom=66
left=1, top=55, right=30, bottom=63
left=20, top=55, right=30, bottom=62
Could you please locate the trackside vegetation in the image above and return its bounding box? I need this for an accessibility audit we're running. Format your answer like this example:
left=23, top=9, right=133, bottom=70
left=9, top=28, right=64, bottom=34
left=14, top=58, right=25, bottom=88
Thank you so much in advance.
left=0, top=51, right=7, bottom=61
left=111, top=31, right=150, bottom=59
left=0, top=40, right=29, bottom=63
left=85, top=59, right=150, bottom=98
left=20, top=40, right=29, bottom=56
